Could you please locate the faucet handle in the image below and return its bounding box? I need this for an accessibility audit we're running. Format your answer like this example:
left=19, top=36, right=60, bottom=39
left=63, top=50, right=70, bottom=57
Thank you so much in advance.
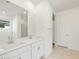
left=29, top=35, right=32, bottom=39
left=8, top=36, right=14, bottom=44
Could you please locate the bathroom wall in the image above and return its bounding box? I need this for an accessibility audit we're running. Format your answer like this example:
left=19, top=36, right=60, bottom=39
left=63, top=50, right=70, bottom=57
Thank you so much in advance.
left=26, top=0, right=53, bottom=38
left=8, top=0, right=54, bottom=56
left=34, top=1, right=53, bottom=57
left=8, top=0, right=53, bottom=45
left=55, top=7, right=79, bottom=51
left=8, top=0, right=53, bottom=38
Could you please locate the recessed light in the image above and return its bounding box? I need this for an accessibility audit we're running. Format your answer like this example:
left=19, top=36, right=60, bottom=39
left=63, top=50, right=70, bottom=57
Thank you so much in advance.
left=24, top=11, right=27, bottom=14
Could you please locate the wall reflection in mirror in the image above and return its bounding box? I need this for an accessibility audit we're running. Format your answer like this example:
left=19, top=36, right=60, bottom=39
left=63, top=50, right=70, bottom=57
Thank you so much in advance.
left=0, top=0, right=28, bottom=42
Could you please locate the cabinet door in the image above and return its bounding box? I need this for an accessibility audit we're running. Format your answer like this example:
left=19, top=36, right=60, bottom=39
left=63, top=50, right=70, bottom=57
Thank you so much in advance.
left=0, top=56, right=2, bottom=59
left=3, top=45, right=31, bottom=59
left=38, top=41, right=44, bottom=59
left=32, top=44, right=38, bottom=59
left=15, top=53, right=30, bottom=59
left=32, top=41, right=44, bottom=59
left=44, top=39, right=53, bottom=58
left=16, top=46, right=31, bottom=59
left=3, top=53, right=15, bottom=59
left=21, top=45, right=31, bottom=59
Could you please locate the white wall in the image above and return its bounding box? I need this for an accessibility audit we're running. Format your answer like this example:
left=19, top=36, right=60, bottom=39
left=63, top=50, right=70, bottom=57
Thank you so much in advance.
left=35, top=1, right=53, bottom=57
left=27, top=0, right=53, bottom=37
left=25, top=0, right=53, bottom=57
left=55, top=7, right=79, bottom=51
left=35, top=1, right=53, bottom=36
left=8, top=0, right=53, bottom=57
left=8, top=0, right=53, bottom=38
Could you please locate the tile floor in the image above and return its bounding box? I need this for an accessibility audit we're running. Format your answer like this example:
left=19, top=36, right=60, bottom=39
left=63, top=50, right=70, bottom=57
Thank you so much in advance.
left=47, top=46, right=79, bottom=59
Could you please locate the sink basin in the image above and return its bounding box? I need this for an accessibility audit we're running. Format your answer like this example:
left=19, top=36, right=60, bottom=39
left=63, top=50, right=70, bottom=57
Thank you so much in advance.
left=0, top=38, right=28, bottom=50
left=0, top=49, right=4, bottom=51
left=0, top=41, right=24, bottom=50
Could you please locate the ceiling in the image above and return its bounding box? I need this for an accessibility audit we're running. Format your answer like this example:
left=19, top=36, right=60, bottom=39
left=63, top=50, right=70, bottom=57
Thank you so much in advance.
left=30, top=0, right=43, bottom=5
left=0, top=0, right=26, bottom=18
left=1, top=0, right=79, bottom=14
left=30, top=0, right=79, bottom=12
left=48, top=0, right=79, bottom=12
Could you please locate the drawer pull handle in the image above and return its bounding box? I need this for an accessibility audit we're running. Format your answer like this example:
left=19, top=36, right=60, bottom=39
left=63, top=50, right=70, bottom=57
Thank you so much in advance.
left=19, top=57, right=22, bottom=59
left=38, top=47, right=40, bottom=50
left=40, top=56, right=44, bottom=59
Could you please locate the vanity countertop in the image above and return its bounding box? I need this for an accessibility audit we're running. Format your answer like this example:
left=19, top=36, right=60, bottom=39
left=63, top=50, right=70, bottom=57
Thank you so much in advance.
left=0, top=37, right=43, bottom=55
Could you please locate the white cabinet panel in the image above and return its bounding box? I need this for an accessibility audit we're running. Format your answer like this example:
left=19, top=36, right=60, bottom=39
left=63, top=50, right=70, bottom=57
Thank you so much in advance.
left=32, top=46, right=38, bottom=59
left=3, top=52, right=16, bottom=59
left=0, top=40, right=52, bottom=59
left=44, top=39, right=53, bottom=58
left=0, top=56, right=2, bottom=59
left=32, top=41, right=44, bottom=59
left=19, top=46, right=31, bottom=59
left=15, top=52, right=31, bottom=59
left=3, top=45, right=31, bottom=59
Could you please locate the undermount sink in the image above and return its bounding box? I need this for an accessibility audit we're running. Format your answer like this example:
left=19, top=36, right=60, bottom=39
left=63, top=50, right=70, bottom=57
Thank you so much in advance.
left=0, top=49, right=4, bottom=51
left=8, top=41, right=23, bottom=45
left=7, top=41, right=24, bottom=47
left=0, top=41, right=24, bottom=50
left=0, top=38, right=28, bottom=50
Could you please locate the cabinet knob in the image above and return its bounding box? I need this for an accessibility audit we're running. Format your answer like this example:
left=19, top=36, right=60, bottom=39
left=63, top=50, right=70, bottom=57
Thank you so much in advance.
left=40, top=56, right=44, bottom=59
left=19, top=57, right=22, bottom=59
left=38, top=47, right=40, bottom=50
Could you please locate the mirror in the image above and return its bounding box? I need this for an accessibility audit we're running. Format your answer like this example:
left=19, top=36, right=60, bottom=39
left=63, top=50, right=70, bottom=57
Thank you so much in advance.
left=0, top=0, right=28, bottom=42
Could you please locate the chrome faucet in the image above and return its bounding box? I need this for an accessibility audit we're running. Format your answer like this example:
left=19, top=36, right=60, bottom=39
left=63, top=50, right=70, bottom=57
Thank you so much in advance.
left=8, top=36, right=14, bottom=44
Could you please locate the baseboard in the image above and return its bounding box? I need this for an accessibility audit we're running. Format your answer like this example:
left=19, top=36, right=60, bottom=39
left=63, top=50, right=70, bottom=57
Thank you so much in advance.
left=58, top=45, right=68, bottom=48
left=52, top=43, right=58, bottom=47
left=53, top=43, right=68, bottom=48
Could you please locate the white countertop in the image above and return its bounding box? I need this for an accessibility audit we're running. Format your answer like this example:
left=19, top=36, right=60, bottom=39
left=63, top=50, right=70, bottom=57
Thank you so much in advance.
left=0, top=37, right=43, bottom=55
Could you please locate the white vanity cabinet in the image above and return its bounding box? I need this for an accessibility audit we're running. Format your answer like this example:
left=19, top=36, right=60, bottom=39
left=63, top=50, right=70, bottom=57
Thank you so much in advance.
left=44, top=38, right=53, bottom=58
left=2, top=45, right=31, bottom=59
left=32, top=41, right=44, bottom=59
left=0, top=39, right=52, bottom=59
left=14, top=52, right=31, bottom=59
left=0, top=56, right=2, bottom=59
